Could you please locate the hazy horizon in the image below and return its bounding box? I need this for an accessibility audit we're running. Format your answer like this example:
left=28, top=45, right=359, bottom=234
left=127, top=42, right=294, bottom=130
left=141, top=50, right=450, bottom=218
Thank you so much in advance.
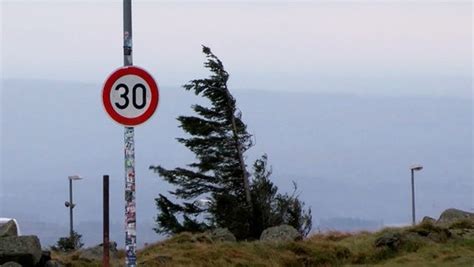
left=2, top=1, right=472, bottom=97
left=1, top=78, right=472, bottom=247
left=1, top=0, right=472, bottom=248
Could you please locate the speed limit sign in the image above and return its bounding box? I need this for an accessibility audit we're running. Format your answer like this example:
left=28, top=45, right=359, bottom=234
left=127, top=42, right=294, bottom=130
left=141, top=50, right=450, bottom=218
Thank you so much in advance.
left=102, top=66, right=159, bottom=126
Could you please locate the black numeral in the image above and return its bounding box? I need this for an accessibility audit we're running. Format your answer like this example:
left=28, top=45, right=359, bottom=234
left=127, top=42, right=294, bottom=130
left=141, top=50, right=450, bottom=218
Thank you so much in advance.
left=132, top=84, right=147, bottom=109
left=114, top=83, right=147, bottom=110
left=114, top=83, right=129, bottom=109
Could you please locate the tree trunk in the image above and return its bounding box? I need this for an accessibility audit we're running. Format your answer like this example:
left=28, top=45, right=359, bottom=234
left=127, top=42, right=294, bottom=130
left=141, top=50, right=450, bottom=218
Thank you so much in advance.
left=223, top=86, right=252, bottom=207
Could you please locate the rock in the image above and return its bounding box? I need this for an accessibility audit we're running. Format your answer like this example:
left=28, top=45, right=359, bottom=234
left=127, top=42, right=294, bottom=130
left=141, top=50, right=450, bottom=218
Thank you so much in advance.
left=37, top=250, right=52, bottom=266
left=1, top=262, right=22, bottom=267
left=421, top=216, right=436, bottom=224
left=0, top=221, right=18, bottom=238
left=260, top=225, right=301, bottom=242
left=374, top=232, right=402, bottom=250
left=44, top=260, right=62, bottom=267
left=79, top=241, right=118, bottom=261
left=437, top=208, right=474, bottom=225
left=0, top=235, right=42, bottom=266
left=208, top=228, right=236, bottom=242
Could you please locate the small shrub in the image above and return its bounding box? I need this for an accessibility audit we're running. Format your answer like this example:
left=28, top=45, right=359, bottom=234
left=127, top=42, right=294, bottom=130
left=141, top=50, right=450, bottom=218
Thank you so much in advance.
left=52, top=231, right=84, bottom=252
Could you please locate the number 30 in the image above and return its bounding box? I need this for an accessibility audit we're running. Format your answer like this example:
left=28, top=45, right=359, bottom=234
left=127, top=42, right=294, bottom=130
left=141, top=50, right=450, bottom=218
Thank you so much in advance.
left=114, top=83, right=147, bottom=110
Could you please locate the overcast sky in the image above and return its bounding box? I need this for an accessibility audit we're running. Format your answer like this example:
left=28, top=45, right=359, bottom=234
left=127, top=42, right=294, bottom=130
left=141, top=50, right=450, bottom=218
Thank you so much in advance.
left=0, top=1, right=472, bottom=244
left=1, top=0, right=472, bottom=96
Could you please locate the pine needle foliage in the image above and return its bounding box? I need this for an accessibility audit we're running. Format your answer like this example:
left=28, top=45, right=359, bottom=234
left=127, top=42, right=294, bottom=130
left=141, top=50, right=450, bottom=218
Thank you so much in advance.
left=150, top=46, right=311, bottom=240
left=251, top=155, right=312, bottom=238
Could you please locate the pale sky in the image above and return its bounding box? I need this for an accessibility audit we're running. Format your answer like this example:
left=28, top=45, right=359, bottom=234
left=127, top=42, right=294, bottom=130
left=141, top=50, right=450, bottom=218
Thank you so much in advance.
left=1, top=1, right=472, bottom=96
left=0, top=1, right=472, bottom=244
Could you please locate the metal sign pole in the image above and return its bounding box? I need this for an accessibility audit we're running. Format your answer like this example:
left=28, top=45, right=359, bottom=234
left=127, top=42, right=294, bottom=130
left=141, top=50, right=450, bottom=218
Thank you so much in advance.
left=411, top=169, right=415, bottom=226
left=103, top=175, right=110, bottom=267
left=123, top=0, right=136, bottom=266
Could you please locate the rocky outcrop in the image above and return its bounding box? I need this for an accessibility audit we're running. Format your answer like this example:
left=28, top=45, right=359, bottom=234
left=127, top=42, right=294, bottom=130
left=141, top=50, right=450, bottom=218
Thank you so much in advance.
left=208, top=228, right=236, bottom=242
left=0, top=235, right=42, bottom=266
left=0, top=221, right=17, bottom=238
left=260, top=225, right=301, bottom=242
left=0, top=227, right=56, bottom=267
left=437, top=208, right=474, bottom=225
left=421, top=216, right=436, bottom=224
left=374, top=232, right=402, bottom=250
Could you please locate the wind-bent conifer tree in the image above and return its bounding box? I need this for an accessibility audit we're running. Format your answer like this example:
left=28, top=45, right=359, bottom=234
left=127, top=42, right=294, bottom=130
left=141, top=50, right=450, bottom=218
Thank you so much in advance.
left=150, top=46, right=311, bottom=240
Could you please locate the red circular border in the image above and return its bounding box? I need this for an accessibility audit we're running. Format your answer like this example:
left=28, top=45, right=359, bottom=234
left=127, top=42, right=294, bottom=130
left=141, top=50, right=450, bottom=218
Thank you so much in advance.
left=102, top=66, right=159, bottom=126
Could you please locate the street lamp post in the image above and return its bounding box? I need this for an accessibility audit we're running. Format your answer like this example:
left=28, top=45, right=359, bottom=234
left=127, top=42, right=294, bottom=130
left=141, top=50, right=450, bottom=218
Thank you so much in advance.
left=65, top=175, right=83, bottom=240
left=410, top=165, right=423, bottom=225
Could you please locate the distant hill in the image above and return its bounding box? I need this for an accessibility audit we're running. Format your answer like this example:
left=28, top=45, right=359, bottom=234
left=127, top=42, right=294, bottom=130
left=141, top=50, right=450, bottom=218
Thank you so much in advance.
left=1, top=79, right=472, bottom=247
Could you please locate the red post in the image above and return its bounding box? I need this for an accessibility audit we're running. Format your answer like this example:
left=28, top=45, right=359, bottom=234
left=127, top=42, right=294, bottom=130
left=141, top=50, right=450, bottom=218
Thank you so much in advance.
left=103, top=175, right=110, bottom=267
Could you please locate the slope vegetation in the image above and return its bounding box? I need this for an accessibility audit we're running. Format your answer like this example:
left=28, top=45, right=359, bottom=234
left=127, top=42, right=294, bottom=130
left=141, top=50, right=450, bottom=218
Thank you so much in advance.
left=53, top=218, right=474, bottom=266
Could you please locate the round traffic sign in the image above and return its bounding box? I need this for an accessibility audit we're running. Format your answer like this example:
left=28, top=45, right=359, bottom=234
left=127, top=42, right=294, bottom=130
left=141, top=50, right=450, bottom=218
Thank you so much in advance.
left=102, top=66, right=159, bottom=126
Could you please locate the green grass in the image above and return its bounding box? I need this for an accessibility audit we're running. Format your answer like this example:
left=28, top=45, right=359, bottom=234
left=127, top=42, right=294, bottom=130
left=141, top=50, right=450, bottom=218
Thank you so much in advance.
left=52, top=221, right=474, bottom=266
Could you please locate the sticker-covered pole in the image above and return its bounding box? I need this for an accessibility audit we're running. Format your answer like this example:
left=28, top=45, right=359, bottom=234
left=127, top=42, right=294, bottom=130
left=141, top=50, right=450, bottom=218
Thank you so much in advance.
left=124, top=0, right=132, bottom=67
left=123, top=0, right=136, bottom=266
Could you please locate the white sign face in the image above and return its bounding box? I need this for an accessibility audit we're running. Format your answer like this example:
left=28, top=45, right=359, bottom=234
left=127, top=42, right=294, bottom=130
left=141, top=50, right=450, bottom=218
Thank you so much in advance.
left=110, top=74, right=152, bottom=119
left=102, top=66, right=159, bottom=126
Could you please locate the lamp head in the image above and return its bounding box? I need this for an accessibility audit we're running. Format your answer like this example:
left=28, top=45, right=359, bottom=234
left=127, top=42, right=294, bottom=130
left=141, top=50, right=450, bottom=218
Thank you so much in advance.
left=68, top=175, right=83, bottom=180
left=410, top=165, right=423, bottom=171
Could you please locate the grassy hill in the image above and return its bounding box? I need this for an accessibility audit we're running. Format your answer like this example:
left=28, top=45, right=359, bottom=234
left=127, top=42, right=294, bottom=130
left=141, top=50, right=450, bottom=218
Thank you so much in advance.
left=52, top=219, right=474, bottom=266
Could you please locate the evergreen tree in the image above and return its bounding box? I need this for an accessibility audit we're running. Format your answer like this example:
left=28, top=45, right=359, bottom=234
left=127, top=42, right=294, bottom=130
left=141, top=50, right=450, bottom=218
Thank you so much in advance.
left=150, top=46, right=253, bottom=239
left=150, top=46, right=312, bottom=240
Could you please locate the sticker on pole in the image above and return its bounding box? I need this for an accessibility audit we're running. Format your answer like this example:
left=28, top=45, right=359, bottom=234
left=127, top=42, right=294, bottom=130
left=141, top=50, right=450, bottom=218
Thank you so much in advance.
left=102, top=66, right=159, bottom=126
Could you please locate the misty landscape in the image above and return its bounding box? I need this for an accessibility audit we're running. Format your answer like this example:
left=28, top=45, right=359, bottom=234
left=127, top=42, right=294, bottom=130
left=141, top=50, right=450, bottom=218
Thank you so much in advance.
left=1, top=1, right=472, bottom=266
left=1, top=78, right=471, bottom=247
